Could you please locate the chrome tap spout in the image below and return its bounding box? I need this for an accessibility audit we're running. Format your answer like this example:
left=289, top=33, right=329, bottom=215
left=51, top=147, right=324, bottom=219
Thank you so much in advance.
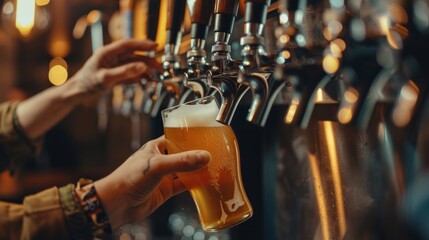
left=208, top=70, right=250, bottom=125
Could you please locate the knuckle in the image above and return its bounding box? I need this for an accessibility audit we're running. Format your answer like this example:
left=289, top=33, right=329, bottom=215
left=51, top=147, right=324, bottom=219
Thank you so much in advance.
left=94, top=47, right=104, bottom=57
left=127, top=64, right=140, bottom=75
left=145, top=139, right=157, bottom=149
left=177, top=153, right=193, bottom=167
left=147, top=155, right=162, bottom=175
left=96, top=69, right=107, bottom=81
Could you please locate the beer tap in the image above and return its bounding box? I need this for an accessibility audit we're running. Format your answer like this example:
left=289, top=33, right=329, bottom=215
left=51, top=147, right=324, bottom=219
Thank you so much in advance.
left=389, top=0, right=428, bottom=186
left=351, top=1, right=412, bottom=130
left=140, top=0, right=162, bottom=116
left=207, top=0, right=248, bottom=125
left=149, top=0, right=192, bottom=117
left=334, top=0, right=389, bottom=129
left=115, top=0, right=137, bottom=117
left=184, top=0, right=215, bottom=98
left=394, top=6, right=429, bottom=230
left=277, top=0, right=329, bottom=129
left=239, top=0, right=286, bottom=127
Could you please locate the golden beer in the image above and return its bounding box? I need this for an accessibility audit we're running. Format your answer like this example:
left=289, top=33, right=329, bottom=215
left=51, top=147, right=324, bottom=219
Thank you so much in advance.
left=162, top=96, right=253, bottom=231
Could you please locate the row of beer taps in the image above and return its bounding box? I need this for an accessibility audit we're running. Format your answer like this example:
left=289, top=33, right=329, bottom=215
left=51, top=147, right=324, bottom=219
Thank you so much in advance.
left=132, top=0, right=280, bottom=126
left=107, top=0, right=428, bottom=145
left=90, top=1, right=429, bottom=237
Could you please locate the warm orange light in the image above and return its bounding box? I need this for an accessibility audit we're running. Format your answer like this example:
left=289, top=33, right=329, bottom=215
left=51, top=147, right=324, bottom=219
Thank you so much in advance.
left=112, top=85, right=124, bottom=112
left=49, top=65, right=68, bottom=86
left=379, top=15, right=390, bottom=36
left=323, top=27, right=333, bottom=41
left=16, top=0, right=35, bottom=37
left=133, top=0, right=148, bottom=39
left=328, top=20, right=343, bottom=39
left=323, top=54, right=340, bottom=74
left=49, top=57, right=67, bottom=68
left=35, top=0, right=49, bottom=6
left=48, top=0, right=70, bottom=57
left=386, top=30, right=403, bottom=50
left=49, top=39, right=70, bottom=58
left=332, top=38, right=346, bottom=51
left=315, top=88, right=328, bottom=103
left=49, top=57, right=68, bottom=86
left=308, top=153, right=331, bottom=240
left=281, top=50, right=291, bottom=59
left=73, top=16, right=88, bottom=39
left=330, top=42, right=342, bottom=58
left=392, top=81, right=419, bottom=127
left=284, top=97, right=300, bottom=124
left=322, top=121, right=347, bottom=238
left=344, top=88, right=359, bottom=104
left=155, top=0, right=168, bottom=52
left=279, top=34, right=290, bottom=45
left=389, top=3, right=408, bottom=24
left=337, top=107, right=353, bottom=124
left=87, top=10, right=101, bottom=24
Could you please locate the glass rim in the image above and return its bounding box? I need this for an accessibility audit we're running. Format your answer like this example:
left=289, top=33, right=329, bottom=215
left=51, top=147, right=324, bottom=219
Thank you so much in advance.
left=161, top=95, right=217, bottom=115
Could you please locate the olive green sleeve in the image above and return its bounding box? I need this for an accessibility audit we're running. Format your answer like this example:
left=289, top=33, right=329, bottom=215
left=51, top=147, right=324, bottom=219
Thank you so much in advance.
left=0, top=187, right=70, bottom=240
left=0, top=185, right=106, bottom=240
left=0, top=101, right=44, bottom=173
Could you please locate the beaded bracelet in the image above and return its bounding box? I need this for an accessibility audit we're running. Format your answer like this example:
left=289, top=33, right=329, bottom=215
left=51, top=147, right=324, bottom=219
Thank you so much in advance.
left=75, top=178, right=112, bottom=239
left=59, top=184, right=93, bottom=239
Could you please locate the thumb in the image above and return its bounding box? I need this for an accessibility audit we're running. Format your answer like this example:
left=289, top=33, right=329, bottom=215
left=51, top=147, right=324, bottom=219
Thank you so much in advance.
left=149, top=150, right=211, bottom=177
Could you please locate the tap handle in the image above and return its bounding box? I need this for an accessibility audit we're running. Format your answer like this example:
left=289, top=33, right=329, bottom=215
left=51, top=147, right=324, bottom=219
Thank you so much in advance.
left=213, top=0, right=239, bottom=43
left=165, top=0, right=186, bottom=47
left=244, top=0, right=270, bottom=25
left=214, top=0, right=240, bottom=15
left=120, top=0, right=133, bottom=38
left=281, top=0, right=298, bottom=12
left=187, top=0, right=215, bottom=40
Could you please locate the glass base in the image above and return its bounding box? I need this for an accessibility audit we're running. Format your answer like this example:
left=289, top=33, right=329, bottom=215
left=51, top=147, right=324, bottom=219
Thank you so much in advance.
left=201, top=211, right=253, bottom=232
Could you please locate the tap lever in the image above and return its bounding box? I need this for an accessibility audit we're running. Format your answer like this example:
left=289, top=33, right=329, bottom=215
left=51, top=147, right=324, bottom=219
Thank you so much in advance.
left=187, top=0, right=215, bottom=42
left=213, top=0, right=240, bottom=43
left=208, top=71, right=250, bottom=125
left=244, top=0, right=271, bottom=37
left=184, top=0, right=216, bottom=97
left=165, top=0, right=186, bottom=55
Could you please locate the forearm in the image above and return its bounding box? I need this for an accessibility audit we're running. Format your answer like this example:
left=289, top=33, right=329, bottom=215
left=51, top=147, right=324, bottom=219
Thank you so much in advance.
left=16, top=77, right=89, bottom=139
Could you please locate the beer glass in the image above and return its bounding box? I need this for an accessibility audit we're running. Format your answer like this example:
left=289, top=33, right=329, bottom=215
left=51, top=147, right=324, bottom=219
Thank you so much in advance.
left=161, top=95, right=253, bottom=231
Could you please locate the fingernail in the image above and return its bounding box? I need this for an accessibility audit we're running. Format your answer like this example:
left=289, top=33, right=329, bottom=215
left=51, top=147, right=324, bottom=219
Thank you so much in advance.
left=145, top=40, right=158, bottom=47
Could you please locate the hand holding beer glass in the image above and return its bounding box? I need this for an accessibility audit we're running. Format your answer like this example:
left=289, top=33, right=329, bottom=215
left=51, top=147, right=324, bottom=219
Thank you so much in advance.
left=162, top=96, right=253, bottom=231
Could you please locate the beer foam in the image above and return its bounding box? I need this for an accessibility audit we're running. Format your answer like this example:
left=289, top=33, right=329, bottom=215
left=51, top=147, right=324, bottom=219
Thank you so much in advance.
left=164, top=100, right=224, bottom=128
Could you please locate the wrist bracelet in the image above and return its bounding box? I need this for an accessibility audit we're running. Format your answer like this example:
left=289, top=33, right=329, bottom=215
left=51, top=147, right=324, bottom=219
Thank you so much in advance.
left=76, top=178, right=112, bottom=239
left=59, top=184, right=92, bottom=240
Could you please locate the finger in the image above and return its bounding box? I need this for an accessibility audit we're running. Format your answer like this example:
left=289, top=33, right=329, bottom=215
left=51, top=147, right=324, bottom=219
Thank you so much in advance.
left=149, top=135, right=166, bottom=154
left=119, top=55, right=164, bottom=73
left=149, top=150, right=211, bottom=177
left=171, top=177, right=187, bottom=195
left=155, top=135, right=167, bottom=154
left=156, top=175, right=187, bottom=200
left=119, top=76, right=143, bottom=85
left=101, top=62, right=147, bottom=86
left=102, top=39, right=158, bottom=57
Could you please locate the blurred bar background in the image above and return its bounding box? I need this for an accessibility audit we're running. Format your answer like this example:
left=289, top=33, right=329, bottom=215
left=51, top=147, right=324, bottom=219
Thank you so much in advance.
left=1, top=0, right=429, bottom=239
